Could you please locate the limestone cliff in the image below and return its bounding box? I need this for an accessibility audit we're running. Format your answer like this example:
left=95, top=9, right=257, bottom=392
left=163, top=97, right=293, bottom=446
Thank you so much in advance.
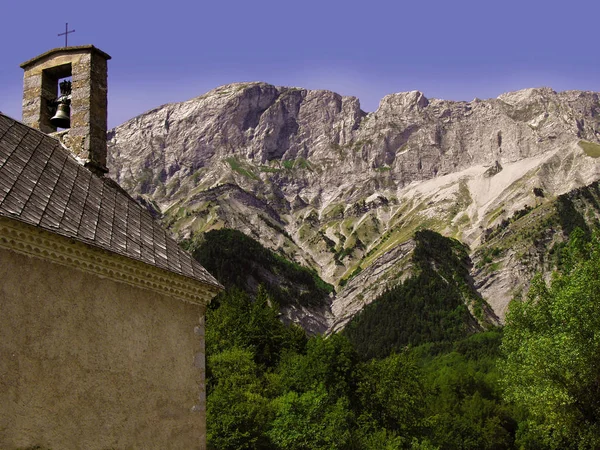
left=107, top=83, right=600, bottom=333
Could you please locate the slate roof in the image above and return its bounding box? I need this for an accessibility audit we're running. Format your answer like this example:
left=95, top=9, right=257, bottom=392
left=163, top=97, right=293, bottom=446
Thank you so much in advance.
left=0, top=113, right=221, bottom=290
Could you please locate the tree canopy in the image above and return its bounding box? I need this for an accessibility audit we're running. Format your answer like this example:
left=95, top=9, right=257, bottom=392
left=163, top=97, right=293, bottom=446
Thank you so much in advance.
left=502, top=229, right=600, bottom=448
left=196, top=227, right=600, bottom=448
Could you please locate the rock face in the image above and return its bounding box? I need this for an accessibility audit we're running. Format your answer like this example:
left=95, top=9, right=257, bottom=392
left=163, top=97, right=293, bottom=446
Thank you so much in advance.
left=108, top=83, right=600, bottom=333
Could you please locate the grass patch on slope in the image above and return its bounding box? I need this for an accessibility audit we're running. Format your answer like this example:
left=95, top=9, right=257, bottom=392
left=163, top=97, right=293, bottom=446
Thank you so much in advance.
left=579, top=140, right=600, bottom=158
left=224, top=157, right=260, bottom=180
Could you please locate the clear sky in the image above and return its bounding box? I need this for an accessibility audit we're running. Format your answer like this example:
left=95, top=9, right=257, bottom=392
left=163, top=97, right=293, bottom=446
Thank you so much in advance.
left=2, top=0, right=599, bottom=129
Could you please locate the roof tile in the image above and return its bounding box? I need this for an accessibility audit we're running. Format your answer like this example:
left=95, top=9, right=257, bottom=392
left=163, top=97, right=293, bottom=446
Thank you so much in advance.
left=0, top=114, right=221, bottom=290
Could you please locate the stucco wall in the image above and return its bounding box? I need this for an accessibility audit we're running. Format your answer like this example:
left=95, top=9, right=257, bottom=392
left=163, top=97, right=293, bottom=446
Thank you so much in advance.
left=0, top=246, right=207, bottom=449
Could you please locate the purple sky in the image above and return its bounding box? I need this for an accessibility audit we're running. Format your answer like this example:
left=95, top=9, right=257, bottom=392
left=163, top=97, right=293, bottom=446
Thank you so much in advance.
left=2, top=0, right=599, bottom=129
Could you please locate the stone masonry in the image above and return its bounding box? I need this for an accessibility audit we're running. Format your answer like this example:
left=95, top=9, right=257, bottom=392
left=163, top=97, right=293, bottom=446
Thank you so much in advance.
left=20, top=46, right=111, bottom=175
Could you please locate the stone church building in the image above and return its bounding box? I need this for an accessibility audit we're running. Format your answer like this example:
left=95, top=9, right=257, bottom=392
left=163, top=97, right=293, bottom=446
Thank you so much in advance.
left=0, top=46, right=222, bottom=449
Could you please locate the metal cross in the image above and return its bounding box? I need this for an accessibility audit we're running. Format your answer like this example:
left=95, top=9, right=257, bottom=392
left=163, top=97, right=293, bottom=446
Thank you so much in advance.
left=58, top=23, right=75, bottom=47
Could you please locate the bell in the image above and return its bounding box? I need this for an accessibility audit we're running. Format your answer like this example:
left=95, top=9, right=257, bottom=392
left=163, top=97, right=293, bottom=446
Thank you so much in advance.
left=50, top=102, right=70, bottom=128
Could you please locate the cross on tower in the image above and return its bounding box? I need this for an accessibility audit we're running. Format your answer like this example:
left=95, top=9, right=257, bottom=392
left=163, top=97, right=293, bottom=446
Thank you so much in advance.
left=58, top=23, right=75, bottom=47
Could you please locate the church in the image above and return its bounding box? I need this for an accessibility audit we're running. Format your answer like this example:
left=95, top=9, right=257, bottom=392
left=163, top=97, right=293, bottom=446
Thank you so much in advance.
left=0, top=45, right=222, bottom=449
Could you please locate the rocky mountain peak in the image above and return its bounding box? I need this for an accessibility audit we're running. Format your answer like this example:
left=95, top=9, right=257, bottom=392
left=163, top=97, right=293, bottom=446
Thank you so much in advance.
left=377, top=90, right=429, bottom=112
left=497, top=86, right=557, bottom=104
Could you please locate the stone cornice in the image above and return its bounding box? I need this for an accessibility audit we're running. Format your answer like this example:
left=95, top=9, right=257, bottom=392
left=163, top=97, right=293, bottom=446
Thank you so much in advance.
left=0, top=216, right=219, bottom=307
left=20, top=45, right=111, bottom=69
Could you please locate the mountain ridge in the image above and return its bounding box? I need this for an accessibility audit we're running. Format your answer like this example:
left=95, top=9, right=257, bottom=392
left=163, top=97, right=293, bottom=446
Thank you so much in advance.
left=107, top=82, right=600, bottom=333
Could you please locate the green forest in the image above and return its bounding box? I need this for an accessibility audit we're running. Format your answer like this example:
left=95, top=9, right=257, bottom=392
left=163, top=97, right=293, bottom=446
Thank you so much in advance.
left=198, top=227, right=600, bottom=449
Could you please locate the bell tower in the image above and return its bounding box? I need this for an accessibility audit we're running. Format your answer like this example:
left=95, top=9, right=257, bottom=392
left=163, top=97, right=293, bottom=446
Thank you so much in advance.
left=20, top=46, right=111, bottom=175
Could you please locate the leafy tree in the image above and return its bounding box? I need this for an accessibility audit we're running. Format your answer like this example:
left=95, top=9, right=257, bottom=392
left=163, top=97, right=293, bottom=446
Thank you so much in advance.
left=502, top=230, right=600, bottom=448
left=207, top=347, right=272, bottom=449
left=206, top=287, right=307, bottom=448
left=356, top=353, right=424, bottom=438
left=353, top=352, right=428, bottom=448
left=418, top=332, right=516, bottom=449
left=207, top=287, right=306, bottom=368
left=270, top=334, right=360, bottom=448
left=277, top=333, right=358, bottom=400
left=353, top=428, right=407, bottom=450
left=268, top=386, right=353, bottom=449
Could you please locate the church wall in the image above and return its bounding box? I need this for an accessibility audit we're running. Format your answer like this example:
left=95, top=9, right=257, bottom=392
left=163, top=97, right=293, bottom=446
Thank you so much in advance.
left=0, top=246, right=207, bottom=449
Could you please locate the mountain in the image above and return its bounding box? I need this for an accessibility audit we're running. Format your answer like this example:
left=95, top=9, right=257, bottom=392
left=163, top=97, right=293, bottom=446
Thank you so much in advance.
left=107, top=83, right=600, bottom=333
